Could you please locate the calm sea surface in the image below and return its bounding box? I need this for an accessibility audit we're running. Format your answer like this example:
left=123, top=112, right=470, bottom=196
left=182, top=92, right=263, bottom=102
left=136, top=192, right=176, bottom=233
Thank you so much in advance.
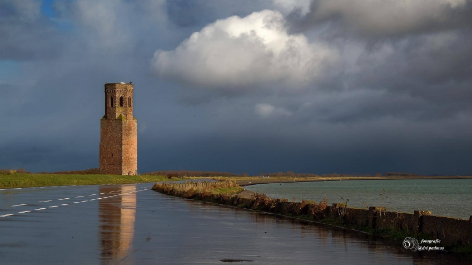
left=245, top=179, right=472, bottom=219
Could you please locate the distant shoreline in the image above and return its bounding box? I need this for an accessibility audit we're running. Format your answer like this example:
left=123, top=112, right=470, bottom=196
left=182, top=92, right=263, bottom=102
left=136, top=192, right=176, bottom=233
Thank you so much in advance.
left=236, top=175, right=472, bottom=187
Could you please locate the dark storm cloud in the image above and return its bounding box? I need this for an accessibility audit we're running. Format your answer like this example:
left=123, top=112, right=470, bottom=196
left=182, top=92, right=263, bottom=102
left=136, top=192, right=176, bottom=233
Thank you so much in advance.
left=0, top=0, right=64, bottom=60
left=139, top=122, right=472, bottom=176
left=353, top=32, right=472, bottom=86
left=1, top=0, right=472, bottom=175
left=0, top=141, right=53, bottom=165
left=334, top=31, right=472, bottom=122
left=287, top=0, right=472, bottom=38
left=0, top=139, right=97, bottom=171
left=0, top=83, right=15, bottom=99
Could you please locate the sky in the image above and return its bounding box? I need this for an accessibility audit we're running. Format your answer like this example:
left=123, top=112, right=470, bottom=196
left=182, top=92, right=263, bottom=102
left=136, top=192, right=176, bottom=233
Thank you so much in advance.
left=1, top=0, right=472, bottom=175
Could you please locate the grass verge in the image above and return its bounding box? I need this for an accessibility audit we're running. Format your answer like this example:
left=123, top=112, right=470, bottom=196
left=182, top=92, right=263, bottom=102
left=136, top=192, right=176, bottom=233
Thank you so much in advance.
left=0, top=173, right=179, bottom=188
left=212, top=186, right=244, bottom=195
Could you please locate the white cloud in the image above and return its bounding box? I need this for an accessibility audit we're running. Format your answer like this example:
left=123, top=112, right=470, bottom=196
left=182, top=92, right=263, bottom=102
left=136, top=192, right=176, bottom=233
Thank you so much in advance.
left=152, top=10, right=338, bottom=89
left=255, top=103, right=292, bottom=118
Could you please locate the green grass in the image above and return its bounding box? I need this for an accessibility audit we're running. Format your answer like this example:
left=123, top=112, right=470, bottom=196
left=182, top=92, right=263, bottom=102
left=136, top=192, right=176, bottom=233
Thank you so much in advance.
left=212, top=186, right=244, bottom=195
left=0, top=173, right=179, bottom=188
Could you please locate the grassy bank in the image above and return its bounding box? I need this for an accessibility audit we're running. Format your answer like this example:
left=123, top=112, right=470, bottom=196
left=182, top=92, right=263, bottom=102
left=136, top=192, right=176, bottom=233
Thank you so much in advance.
left=152, top=181, right=472, bottom=255
left=152, top=181, right=243, bottom=198
left=0, top=173, right=179, bottom=188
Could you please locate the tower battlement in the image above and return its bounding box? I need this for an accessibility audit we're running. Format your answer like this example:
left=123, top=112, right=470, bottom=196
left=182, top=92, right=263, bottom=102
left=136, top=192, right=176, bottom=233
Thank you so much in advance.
left=100, top=83, right=137, bottom=175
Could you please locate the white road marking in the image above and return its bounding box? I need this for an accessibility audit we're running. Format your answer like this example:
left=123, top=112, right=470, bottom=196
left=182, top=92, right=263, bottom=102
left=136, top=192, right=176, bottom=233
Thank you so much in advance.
left=89, top=194, right=96, bottom=196
left=61, top=204, right=68, bottom=206
left=90, top=199, right=96, bottom=201
left=39, top=187, right=44, bottom=189
left=0, top=214, right=14, bottom=217
left=75, top=196, right=84, bottom=198
left=50, top=206, right=58, bottom=208
left=73, top=202, right=80, bottom=204
left=64, top=198, right=70, bottom=200
left=100, top=193, right=104, bottom=195
left=18, top=211, right=31, bottom=214
left=39, top=200, right=52, bottom=203
left=81, top=200, right=88, bottom=202
left=58, top=199, right=64, bottom=201
left=14, top=188, right=22, bottom=190
left=0, top=189, right=5, bottom=191
left=11, top=204, right=27, bottom=207
left=34, top=208, right=46, bottom=211
left=98, top=198, right=102, bottom=200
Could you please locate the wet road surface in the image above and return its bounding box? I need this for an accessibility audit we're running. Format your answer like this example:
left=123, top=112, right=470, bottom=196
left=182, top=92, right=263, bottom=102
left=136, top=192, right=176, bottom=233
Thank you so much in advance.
left=0, top=183, right=470, bottom=264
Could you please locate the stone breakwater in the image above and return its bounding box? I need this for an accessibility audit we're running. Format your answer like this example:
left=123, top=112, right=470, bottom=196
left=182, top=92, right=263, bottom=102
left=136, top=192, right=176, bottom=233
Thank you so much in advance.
left=152, top=182, right=472, bottom=252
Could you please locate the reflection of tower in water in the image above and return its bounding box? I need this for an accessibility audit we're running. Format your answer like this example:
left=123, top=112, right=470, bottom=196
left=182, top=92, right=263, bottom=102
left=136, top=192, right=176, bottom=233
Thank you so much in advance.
left=99, top=185, right=136, bottom=262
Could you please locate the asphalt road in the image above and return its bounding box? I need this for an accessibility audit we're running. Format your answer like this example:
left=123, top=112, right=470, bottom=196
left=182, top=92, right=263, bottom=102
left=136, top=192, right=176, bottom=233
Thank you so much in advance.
left=0, top=183, right=469, bottom=264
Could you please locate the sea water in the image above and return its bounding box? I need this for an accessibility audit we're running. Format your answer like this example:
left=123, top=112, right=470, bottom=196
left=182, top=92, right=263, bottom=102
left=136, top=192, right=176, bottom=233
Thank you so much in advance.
left=245, top=179, right=472, bottom=219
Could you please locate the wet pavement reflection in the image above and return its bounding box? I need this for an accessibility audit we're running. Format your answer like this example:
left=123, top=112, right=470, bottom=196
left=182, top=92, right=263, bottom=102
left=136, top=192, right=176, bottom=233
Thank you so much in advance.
left=99, top=185, right=136, bottom=264
left=0, top=183, right=470, bottom=264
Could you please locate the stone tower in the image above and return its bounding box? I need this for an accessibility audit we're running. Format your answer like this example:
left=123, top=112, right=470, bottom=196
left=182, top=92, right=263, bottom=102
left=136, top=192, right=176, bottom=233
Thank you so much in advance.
left=99, top=83, right=137, bottom=175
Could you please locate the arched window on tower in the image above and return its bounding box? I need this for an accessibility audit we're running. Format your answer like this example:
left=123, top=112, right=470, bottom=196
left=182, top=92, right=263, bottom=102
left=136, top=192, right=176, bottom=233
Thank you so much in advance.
left=120, top=97, right=124, bottom=107
left=110, top=96, right=113, bottom=107
left=128, top=97, right=132, bottom=107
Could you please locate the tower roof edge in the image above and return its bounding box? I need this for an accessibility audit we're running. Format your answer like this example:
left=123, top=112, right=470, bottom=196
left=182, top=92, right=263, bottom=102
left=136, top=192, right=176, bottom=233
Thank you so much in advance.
left=104, top=83, right=134, bottom=89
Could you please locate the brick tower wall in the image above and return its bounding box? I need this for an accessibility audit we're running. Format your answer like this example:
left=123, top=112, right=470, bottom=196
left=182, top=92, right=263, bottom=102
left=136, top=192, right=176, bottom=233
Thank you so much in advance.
left=122, top=119, right=137, bottom=175
left=100, top=83, right=137, bottom=175
left=99, top=119, right=123, bottom=174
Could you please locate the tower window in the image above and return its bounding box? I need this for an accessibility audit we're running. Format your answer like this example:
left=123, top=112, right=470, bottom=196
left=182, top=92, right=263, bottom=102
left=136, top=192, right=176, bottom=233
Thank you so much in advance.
left=128, top=97, right=131, bottom=107
left=120, top=97, right=124, bottom=107
left=110, top=96, right=113, bottom=107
